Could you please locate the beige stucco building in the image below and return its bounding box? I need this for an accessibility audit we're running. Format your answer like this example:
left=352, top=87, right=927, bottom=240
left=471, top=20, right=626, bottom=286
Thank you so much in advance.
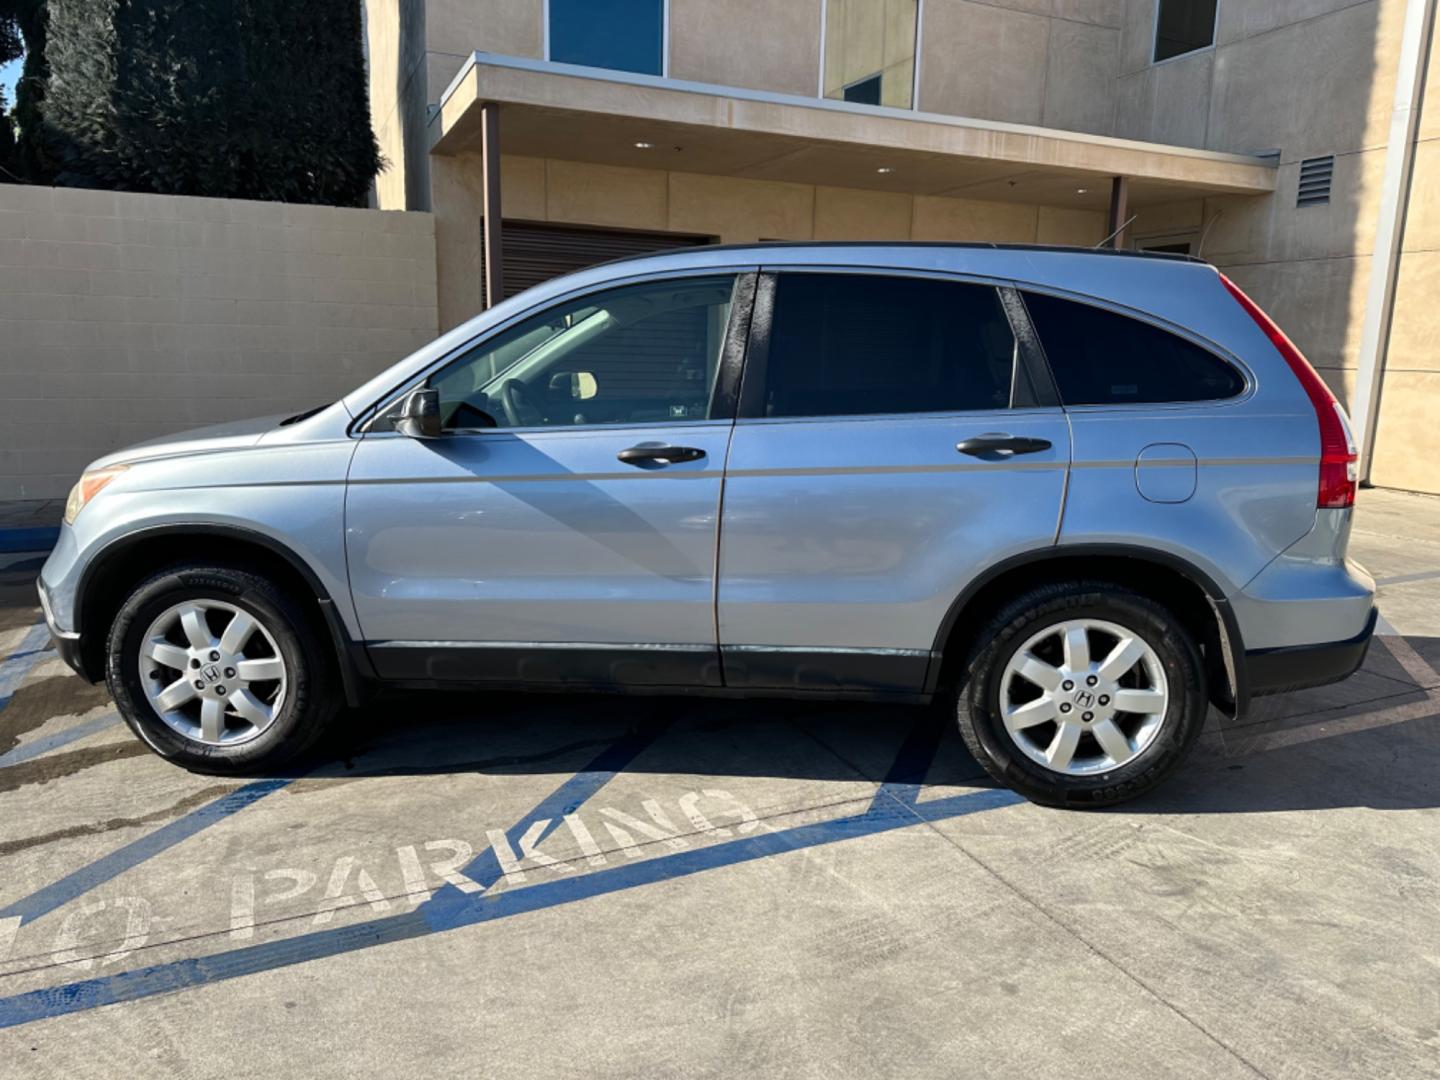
left=363, top=0, right=1440, bottom=494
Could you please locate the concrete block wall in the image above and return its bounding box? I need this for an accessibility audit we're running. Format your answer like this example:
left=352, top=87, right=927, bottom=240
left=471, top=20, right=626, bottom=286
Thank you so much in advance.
left=0, top=186, right=438, bottom=501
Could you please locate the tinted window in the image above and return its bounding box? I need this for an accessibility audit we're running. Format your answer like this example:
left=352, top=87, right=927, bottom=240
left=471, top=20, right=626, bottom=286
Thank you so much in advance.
left=550, top=0, right=664, bottom=76
left=761, top=274, right=1020, bottom=418
left=426, top=275, right=736, bottom=431
left=1023, top=291, right=1245, bottom=406
left=1154, top=0, right=1217, bottom=62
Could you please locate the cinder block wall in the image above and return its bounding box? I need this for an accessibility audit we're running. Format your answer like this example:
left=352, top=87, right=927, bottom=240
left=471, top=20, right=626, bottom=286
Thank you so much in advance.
left=0, top=186, right=438, bottom=500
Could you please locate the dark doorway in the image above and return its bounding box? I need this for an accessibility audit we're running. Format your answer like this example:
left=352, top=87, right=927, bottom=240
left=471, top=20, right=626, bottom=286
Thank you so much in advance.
left=481, top=221, right=716, bottom=303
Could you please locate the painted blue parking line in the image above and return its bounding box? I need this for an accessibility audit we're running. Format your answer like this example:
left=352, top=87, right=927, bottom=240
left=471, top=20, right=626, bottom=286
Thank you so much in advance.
left=0, top=712, right=121, bottom=769
left=0, top=719, right=665, bottom=934
left=454, top=722, right=669, bottom=890
left=0, top=778, right=293, bottom=926
left=869, top=710, right=948, bottom=809
left=0, top=528, right=59, bottom=554
left=0, top=622, right=52, bottom=713
left=0, top=647, right=48, bottom=664
left=0, top=784, right=1021, bottom=1030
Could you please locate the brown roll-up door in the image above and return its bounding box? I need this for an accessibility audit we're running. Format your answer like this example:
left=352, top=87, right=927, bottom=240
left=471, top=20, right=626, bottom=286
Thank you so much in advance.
left=482, top=221, right=715, bottom=302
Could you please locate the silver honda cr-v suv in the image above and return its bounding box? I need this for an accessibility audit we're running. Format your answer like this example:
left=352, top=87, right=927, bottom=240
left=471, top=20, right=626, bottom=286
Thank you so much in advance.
left=38, top=243, right=1376, bottom=807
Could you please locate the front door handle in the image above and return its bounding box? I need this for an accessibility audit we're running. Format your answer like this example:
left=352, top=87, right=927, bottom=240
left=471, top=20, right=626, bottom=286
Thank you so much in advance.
left=617, top=444, right=707, bottom=466
left=956, top=433, right=1053, bottom=457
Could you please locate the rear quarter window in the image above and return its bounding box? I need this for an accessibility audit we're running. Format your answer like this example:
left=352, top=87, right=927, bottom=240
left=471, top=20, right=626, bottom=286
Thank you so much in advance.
left=1023, top=291, right=1246, bottom=406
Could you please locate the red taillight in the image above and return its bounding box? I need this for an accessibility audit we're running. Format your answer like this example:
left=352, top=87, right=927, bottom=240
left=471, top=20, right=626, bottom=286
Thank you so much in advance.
left=1219, top=273, right=1358, bottom=509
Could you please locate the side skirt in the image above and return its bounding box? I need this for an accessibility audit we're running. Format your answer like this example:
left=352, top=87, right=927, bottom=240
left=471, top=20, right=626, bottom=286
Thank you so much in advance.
left=365, top=642, right=934, bottom=700
left=368, top=641, right=723, bottom=689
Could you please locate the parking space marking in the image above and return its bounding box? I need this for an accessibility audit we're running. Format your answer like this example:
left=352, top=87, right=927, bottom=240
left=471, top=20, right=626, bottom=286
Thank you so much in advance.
left=0, top=709, right=1024, bottom=1031
left=870, top=710, right=948, bottom=809
left=0, top=621, right=51, bottom=713
left=0, top=776, right=1018, bottom=1031
left=1215, top=635, right=1440, bottom=759
left=0, top=712, right=121, bottom=769
left=219, top=789, right=762, bottom=940
left=4, top=627, right=1429, bottom=1034
left=0, top=779, right=293, bottom=927
left=1378, top=632, right=1440, bottom=688
left=445, top=720, right=670, bottom=893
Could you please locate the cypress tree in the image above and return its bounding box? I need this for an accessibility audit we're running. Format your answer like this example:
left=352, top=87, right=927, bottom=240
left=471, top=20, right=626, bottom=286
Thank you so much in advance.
left=42, top=0, right=380, bottom=205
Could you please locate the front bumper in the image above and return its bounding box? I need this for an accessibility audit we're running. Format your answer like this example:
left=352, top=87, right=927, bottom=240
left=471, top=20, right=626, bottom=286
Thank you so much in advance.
left=37, top=578, right=98, bottom=682
left=1245, top=606, right=1378, bottom=697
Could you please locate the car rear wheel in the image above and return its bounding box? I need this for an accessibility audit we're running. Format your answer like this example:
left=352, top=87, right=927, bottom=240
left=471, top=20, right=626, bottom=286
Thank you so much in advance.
left=957, top=582, right=1206, bottom=808
left=106, top=563, right=338, bottom=772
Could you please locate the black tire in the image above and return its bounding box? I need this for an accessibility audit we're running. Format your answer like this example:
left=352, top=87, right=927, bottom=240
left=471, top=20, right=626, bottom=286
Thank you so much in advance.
left=106, top=563, right=339, bottom=773
left=956, top=582, right=1206, bottom=808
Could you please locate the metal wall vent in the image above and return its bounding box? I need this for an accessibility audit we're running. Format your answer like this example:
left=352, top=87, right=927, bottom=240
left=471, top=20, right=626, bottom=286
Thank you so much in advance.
left=1298, top=156, right=1335, bottom=208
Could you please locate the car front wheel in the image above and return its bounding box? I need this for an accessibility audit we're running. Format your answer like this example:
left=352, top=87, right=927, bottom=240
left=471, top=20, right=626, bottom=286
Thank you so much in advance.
left=106, top=563, right=338, bottom=772
left=957, top=583, right=1206, bottom=808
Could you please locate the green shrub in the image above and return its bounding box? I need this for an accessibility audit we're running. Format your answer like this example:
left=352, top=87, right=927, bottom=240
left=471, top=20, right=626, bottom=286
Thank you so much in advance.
left=42, top=0, right=379, bottom=204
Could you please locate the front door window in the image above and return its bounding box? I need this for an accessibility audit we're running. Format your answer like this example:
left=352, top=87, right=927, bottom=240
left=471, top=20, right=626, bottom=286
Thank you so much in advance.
left=424, top=275, right=738, bottom=431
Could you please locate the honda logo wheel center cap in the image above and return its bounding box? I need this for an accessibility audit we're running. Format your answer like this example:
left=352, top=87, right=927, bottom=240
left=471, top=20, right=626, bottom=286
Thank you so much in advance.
left=189, top=648, right=241, bottom=699
left=1063, top=676, right=1117, bottom=724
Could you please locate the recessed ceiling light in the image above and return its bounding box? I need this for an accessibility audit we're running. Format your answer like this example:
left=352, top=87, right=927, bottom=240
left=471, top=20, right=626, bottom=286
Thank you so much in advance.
left=876, top=166, right=895, bottom=174
left=634, top=141, right=655, bottom=149
left=1076, top=188, right=1088, bottom=194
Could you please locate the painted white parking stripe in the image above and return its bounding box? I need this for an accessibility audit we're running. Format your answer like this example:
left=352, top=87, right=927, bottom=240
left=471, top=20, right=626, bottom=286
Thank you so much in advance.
left=1219, top=636, right=1440, bottom=759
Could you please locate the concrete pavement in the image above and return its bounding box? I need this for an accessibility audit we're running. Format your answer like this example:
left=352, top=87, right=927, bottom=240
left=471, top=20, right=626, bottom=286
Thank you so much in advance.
left=0, top=488, right=1437, bottom=1078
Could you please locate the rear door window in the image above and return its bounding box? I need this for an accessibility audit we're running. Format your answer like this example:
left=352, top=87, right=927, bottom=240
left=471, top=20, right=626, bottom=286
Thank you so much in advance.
left=1022, top=291, right=1245, bottom=406
left=758, top=273, right=1024, bottom=418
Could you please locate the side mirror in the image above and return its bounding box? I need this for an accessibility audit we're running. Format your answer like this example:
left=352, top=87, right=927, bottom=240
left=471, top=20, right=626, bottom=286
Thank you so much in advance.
left=395, top=388, right=442, bottom=439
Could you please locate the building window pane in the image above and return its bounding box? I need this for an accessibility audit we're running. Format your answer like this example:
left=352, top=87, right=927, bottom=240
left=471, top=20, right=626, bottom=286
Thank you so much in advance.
left=823, top=0, right=918, bottom=109
left=1153, top=0, right=1218, bottom=63
left=549, top=0, right=664, bottom=77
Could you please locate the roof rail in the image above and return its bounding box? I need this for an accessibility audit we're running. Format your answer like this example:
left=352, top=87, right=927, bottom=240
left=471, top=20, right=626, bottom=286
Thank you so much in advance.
left=593, top=240, right=1207, bottom=270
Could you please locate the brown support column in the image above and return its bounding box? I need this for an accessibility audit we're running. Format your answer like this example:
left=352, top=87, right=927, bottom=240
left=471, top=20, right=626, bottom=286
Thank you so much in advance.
left=481, top=101, right=504, bottom=309
left=1105, top=175, right=1130, bottom=249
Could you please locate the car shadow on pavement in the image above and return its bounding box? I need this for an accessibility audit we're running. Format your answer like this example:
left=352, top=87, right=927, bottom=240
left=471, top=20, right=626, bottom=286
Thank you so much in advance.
left=301, top=635, right=1440, bottom=816
left=319, top=689, right=958, bottom=787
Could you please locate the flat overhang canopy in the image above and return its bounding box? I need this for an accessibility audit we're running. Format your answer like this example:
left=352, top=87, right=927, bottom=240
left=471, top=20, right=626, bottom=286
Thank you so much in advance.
left=432, top=54, right=1277, bottom=212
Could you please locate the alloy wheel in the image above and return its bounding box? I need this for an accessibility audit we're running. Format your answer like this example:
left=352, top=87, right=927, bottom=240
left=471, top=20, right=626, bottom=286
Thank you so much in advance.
left=137, top=599, right=288, bottom=746
left=998, top=618, right=1169, bottom=776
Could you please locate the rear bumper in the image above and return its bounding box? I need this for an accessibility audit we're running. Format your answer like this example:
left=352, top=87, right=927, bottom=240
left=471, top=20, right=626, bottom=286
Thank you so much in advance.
left=1244, top=606, right=1377, bottom=697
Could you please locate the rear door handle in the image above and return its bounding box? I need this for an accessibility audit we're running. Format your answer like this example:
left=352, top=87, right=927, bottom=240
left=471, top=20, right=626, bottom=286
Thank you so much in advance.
left=955, top=433, right=1053, bottom=457
left=617, top=445, right=707, bottom=466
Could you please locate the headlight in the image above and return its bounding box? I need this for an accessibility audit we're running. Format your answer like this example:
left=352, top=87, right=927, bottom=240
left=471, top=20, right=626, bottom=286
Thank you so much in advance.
left=63, top=465, right=128, bottom=525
